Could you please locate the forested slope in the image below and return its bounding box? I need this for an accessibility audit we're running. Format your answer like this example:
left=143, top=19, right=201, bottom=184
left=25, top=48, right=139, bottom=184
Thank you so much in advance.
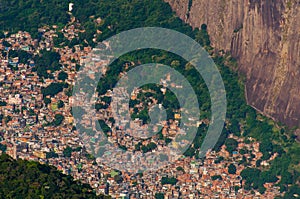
left=0, top=154, right=109, bottom=199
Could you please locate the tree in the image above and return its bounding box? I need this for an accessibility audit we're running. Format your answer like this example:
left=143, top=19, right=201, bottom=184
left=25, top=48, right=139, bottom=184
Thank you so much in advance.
left=258, top=186, right=266, bottom=194
left=53, top=114, right=64, bottom=126
left=283, top=185, right=300, bottom=199
left=46, top=151, right=58, bottom=159
left=8, top=50, right=32, bottom=64
left=213, top=128, right=228, bottom=152
left=229, top=119, right=240, bottom=136
left=195, top=25, right=211, bottom=46
left=44, top=98, right=51, bottom=105
left=42, top=83, right=64, bottom=97
left=148, top=142, right=157, bottom=151
left=100, top=96, right=112, bottom=104
left=260, top=171, right=278, bottom=183
left=184, top=147, right=195, bottom=157
left=33, top=50, right=62, bottom=78
left=228, top=164, right=237, bottom=174
left=0, top=143, right=6, bottom=152
left=75, top=64, right=81, bottom=71
left=225, top=138, right=238, bottom=154
left=58, top=71, right=68, bottom=81
left=57, top=100, right=64, bottom=108
left=113, top=175, right=123, bottom=184
left=53, top=32, right=67, bottom=47
left=2, top=40, right=11, bottom=47
left=97, top=120, right=111, bottom=135
left=141, top=142, right=157, bottom=153
left=155, top=193, right=164, bottom=199
left=214, top=156, right=224, bottom=164
left=176, top=166, right=184, bottom=172
left=259, top=141, right=273, bottom=157
left=240, top=167, right=263, bottom=191
left=0, top=31, right=4, bottom=39
left=63, top=146, right=72, bottom=158
left=0, top=153, right=103, bottom=198
left=201, top=24, right=207, bottom=30
left=211, top=175, right=222, bottom=181
left=0, top=101, right=7, bottom=106
left=256, top=159, right=262, bottom=167
left=161, top=177, right=177, bottom=185
left=95, top=103, right=108, bottom=110
left=4, top=115, right=12, bottom=124
left=137, top=109, right=150, bottom=124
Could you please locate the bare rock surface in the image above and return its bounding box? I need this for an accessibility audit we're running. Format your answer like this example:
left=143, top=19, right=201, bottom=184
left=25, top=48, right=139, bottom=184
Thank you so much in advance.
left=165, top=0, right=300, bottom=127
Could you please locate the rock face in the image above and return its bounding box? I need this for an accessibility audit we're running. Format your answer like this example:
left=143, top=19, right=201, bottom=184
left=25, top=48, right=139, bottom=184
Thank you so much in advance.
left=165, top=0, right=300, bottom=127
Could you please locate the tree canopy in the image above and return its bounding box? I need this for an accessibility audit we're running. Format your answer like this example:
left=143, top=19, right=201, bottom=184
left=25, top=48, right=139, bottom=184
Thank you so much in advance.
left=228, top=164, right=236, bottom=174
left=41, top=83, right=64, bottom=97
left=0, top=153, right=108, bottom=198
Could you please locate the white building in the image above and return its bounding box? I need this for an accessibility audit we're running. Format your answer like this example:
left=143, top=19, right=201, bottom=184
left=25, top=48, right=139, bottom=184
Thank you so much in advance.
left=69, top=3, right=74, bottom=12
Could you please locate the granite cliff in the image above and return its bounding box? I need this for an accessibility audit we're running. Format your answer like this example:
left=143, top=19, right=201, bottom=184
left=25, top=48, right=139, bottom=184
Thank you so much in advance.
left=165, top=0, right=300, bottom=127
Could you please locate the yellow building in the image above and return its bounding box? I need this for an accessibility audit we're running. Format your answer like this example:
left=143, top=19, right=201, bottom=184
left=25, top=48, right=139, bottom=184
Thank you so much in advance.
left=33, top=151, right=46, bottom=159
left=174, top=113, right=181, bottom=120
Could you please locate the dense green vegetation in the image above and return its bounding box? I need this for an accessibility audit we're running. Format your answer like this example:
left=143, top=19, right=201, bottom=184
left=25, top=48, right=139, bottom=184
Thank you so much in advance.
left=228, top=164, right=236, bottom=174
left=0, top=153, right=108, bottom=199
left=58, top=71, right=68, bottom=81
left=0, top=101, right=7, bottom=106
left=52, top=114, right=64, bottom=126
left=0, top=143, right=6, bottom=152
left=33, top=50, right=62, bottom=79
left=8, top=50, right=32, bottom=64
left=46, top=151, right=59, bottom=159
left=141, top=142, right=158, bottom=153
left=211, top=175, right=222, bottom=181
left=155, top=192, right=164, bottom=199
left=161, top=176, right=178, bottom=185
left=63, top=146, right=73, bottom=158
left=0, top=0, right=195, bottom=46
left=41, top=83, right=65, bottom=97
left=225, top=138, right=238, bottom=154
left=43, top=98, right=51, bottom=105
left=57, top=100, right=65, bottom=108
left=0, top=1, right=70, bottom=38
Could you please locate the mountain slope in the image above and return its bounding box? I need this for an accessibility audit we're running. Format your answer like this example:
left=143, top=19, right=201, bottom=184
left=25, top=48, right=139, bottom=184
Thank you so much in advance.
left=0, top=0, right=299, bottom=197
left=165, top=0, right=300, bottom=128
left=0, top=153, right=109, bottom=199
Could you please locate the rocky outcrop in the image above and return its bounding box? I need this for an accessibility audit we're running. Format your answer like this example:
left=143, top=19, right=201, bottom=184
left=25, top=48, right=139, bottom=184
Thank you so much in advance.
left=165, top=0, right=300, bottom=127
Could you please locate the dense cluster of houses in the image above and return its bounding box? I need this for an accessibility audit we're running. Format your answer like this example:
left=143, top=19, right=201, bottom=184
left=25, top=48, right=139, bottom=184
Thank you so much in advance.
left=0, top=18, right=283, bottom=198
